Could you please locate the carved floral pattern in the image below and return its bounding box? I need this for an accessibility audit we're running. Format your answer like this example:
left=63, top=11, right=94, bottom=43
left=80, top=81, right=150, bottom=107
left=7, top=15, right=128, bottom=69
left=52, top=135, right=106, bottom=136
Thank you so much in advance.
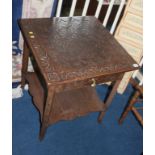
left=21, top=17, right=135, bottom=83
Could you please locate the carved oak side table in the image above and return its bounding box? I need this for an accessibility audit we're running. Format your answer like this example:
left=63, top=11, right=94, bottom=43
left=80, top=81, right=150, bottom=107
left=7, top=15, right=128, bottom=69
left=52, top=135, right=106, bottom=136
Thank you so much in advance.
left=18, top=16, right=138, bottom=140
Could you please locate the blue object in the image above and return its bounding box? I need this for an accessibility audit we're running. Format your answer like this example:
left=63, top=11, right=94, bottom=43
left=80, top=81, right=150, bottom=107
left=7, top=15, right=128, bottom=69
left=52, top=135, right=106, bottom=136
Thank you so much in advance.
left=51, top=0, right=58, bottom=16
left=13, top=84, right=143, bottom=155
left=12, top=0, right=23, bottom=43
left=12, top=0, right=58, bottom=55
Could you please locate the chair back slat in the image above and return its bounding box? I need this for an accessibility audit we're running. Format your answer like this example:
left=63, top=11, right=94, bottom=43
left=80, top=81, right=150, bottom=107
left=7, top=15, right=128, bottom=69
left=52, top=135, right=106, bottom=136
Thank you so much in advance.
left=110, top=0, right=126, bottom=34
left=69, top=0, right=77, bottom=17
left=103, top=0, right=115, bottom=27
left=95, top=0, right=104, bottom=18
left=82, top=0, right=90, bottom=16
left=56, top=0, right=63, bottom=17
left=55, top=0, right=126, bottom=31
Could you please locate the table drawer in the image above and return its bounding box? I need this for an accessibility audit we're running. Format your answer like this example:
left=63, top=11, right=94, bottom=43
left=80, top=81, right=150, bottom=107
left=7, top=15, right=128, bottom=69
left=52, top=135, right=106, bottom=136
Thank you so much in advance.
left=54, top=73, right=123, bottom=93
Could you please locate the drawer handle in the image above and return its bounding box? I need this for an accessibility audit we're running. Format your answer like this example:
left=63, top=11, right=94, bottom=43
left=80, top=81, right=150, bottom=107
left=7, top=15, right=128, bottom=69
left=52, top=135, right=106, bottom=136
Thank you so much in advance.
left=91, top=78, right=96, bottom=87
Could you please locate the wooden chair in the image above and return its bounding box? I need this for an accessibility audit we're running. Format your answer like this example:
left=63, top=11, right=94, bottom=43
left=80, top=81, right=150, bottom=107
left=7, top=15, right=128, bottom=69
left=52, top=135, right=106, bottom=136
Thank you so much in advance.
left=119, top=59, right=143, bottom=126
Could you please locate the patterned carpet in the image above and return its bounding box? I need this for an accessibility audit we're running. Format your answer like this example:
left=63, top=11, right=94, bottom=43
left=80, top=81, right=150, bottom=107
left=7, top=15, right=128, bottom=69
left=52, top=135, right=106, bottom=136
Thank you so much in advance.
left=12, top=84, right=143, bottom=155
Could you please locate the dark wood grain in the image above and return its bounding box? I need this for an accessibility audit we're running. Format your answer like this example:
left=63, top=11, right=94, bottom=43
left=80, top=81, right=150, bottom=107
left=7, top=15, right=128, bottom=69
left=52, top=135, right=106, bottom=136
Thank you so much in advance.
left=26, top=72, right=44, bottom=117
left=18, top=16, right=139, bottom=140
left=21, top=42, right=29, bottom=88
left=19, top=16, right=138, bottom=85
left=26, top=72, right=104, bottom=123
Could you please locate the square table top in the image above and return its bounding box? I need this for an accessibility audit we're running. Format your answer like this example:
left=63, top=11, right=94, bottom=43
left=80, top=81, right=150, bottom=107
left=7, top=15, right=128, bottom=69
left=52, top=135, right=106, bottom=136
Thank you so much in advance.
left=19, top=16, right=138, bottom=85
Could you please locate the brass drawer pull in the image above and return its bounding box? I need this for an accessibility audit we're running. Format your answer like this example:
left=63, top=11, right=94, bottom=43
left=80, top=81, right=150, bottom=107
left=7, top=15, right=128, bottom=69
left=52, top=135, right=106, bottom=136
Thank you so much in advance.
left=91, top=78, right=96, bottom=87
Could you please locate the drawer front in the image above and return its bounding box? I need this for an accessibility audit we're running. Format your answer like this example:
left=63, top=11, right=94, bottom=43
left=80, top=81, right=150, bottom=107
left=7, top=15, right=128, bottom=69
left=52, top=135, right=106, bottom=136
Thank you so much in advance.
left=55, top=73, right=123, bottom=93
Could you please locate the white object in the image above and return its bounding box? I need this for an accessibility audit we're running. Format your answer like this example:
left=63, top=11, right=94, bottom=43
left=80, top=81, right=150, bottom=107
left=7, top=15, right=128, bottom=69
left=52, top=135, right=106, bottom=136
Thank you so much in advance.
left=132, top=58, right=143, bottom=85
left=69, top=0, right=77, bottom=17
left=95, top=0, right=104, bottom=18
left=133, top=64, right=139, bottom=68
left=110, top=0, right=126, bottom=34
left=12, top=85, right=23, bottom=99
left=103, top=0, right=115, bottom=27
left=82, top=0, right=90, bottom=16
left=56, top=0, right=63, bottom=17
left=12, top=84, right=29, bottom=99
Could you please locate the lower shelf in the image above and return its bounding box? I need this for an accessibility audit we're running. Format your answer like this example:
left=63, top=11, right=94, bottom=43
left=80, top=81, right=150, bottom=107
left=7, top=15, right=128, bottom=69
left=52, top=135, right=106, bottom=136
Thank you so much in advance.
left=26, top=72, right=104, bottom=124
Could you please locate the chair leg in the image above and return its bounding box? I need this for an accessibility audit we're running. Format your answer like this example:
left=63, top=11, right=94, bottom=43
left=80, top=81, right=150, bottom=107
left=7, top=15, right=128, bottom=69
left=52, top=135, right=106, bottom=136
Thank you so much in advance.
left=132, top=107, right=143, bottom=126
left=119, top=90, right=140, bottom=124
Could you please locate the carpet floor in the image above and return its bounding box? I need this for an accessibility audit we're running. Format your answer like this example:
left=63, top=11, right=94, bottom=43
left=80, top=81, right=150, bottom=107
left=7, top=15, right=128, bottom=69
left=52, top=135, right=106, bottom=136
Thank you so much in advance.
left=12, top=84, right=143, bottom=155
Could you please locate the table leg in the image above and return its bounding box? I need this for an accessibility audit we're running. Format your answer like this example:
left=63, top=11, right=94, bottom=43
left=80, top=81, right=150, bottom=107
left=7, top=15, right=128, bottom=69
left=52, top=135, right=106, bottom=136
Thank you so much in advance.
left=39, top=87, right=55, bottom=140
left=21, top=42, right=29, bottom=88
left=119, top=90, right=141, bottom=124
left=98, top=79, right=122, bottom=123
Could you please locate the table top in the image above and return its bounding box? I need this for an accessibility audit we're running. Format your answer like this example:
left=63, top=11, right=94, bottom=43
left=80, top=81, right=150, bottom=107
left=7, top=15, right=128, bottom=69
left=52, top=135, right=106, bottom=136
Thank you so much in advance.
left=19, top=16, right=138, bottom=85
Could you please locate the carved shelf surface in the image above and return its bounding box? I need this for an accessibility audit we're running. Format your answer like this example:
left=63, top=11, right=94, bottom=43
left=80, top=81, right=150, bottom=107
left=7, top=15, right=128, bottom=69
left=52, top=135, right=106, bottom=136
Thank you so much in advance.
left=26, top=72, right=104, bottom=124
left=49, top=84, right=104, bottom=124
